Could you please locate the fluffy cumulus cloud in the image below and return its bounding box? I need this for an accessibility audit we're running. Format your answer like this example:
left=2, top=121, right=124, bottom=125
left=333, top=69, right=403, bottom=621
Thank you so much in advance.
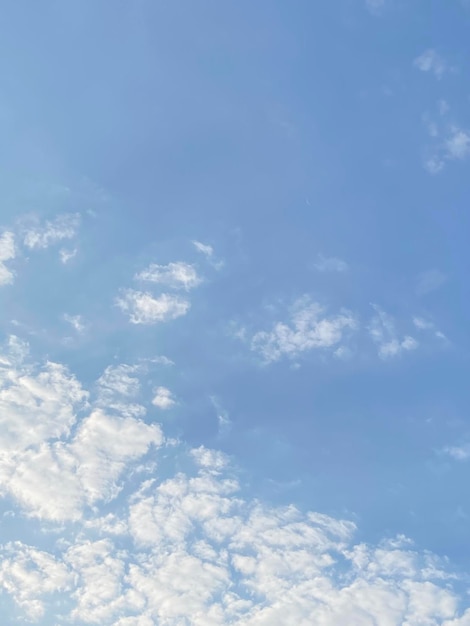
left=152, top=386, right=176, bottom=409
left=0, top=336, right=469, bottom=623
left=23, top=213, right=80, bottom=249
left=250, top=298, right=357, bottom=363
left=136, top=261, right=201, bottom=290
left=0, top=339, right=163, bottom=522
left=0, top=230, right=16, bottom=286
left=116, top=289, right=190, bottom=324
left=1, top=445, right=470, bottom=624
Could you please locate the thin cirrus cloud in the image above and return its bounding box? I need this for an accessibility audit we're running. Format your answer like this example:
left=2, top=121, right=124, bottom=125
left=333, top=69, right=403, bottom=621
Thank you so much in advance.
left=250, top=298, right=358, bottom=363
left=314, top=253, right=349, bottom=273
left=443, top=444, right=470, bottom=461
left=0, top=231, right=16, bottom=286
left=136, top=261, right=201, bottom=291
left=63, top=313, right=85, bottom=333
left=60, top=247, right=78, bottom=264
left=192, top=240, right=214, bottom=258
left=365, top=0, right=386, bottom=15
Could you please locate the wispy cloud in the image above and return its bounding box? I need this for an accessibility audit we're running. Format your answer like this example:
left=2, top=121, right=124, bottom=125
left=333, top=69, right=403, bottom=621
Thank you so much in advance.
left=413, top=316, right=447, bottom=341
left=424, top=125, right=470, bottom=174
left=251, top=298, right=357, bottom=363
left=368, top=306, right=418, bottom=359
left=193, top=240, right=224, bottom=270
left=0, top=231, right=16, bottom=286
left=416, top=269, right=447, bottom=295
left=136, top=262, right=201, bottom=291
left=23, top=213, right=80, bottom=250
left=314, top=253, right=349, bottom=273
left=63, top=314, right=85, bottom=333
left=443, top=444, right=470, bottom=461
left=414, top=49, right=447, bottom=79
left=59, top=247, right=77, bottom=264
left=365, top=0, right=386, bottom=15
left=192, top=240, right=214, bottom=258
left=116, top=290, right=190, bottom=324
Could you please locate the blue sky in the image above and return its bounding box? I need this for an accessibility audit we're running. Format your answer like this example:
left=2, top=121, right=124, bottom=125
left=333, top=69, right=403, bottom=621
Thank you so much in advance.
left=1, top=0, right=470, bottom=623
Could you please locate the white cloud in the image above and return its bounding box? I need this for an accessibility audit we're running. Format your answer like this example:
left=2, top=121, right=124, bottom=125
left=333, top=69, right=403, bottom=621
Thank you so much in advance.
left=414, top=49, right=447, bottom=79
left=446, top=128, right=470, bottom=160
left=424, top=127, right=470, bottom=174
left=0, top=347, right=163, bottom=522
left=59, top=247, right=77, bottom=264
left=443, top=444, right=470, bottom=461
left=368, top=306, right=418, bottom=359
left=0, top=231, right=16, bottom=286
left=1, top=439, right=470, bottom=623
left=116, top=289, right=190, bottom=324
left=152, top=386, right=176, bottom=410
left=0, top=337, right=88, bottom=453
left=366, top=0, right=386, bottom=14
left=251, top=298, right=357, bottom=363
left=416, top=269, right=447, bottom=295
left=193, top=240, right=214, bottom=258
left=1, top=410, right=162, bottom=523
left=0, top=542, right=72, bottom=620
left=136, top=261, right=201, bottom=290
left=63, top=313, right=85, bottom=333
left=314, top=254, right=349, bottom=273
left=23, top=213, right=80, bottom=250
left=413, top=316, right=447, bottom=341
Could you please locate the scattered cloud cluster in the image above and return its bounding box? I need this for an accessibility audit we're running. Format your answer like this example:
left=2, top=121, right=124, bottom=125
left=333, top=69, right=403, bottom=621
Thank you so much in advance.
left=1, top=437, right=470, bottom=623
left=0, top=318, right=464, bottom=623
left=425, top=126, right=470, bottom=174
left=247, top=298, right=433, bottom=364
left=23, top=213, right=80, bottom=250
left=118, top=258, right=205, bottom=325
left=0, top=212, right=81, bottom=289
left=412, top=50, right=470, bottom=173
left=251, top=298, right=357, bottom=363
left=0, top=339, right=162, bottom=522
